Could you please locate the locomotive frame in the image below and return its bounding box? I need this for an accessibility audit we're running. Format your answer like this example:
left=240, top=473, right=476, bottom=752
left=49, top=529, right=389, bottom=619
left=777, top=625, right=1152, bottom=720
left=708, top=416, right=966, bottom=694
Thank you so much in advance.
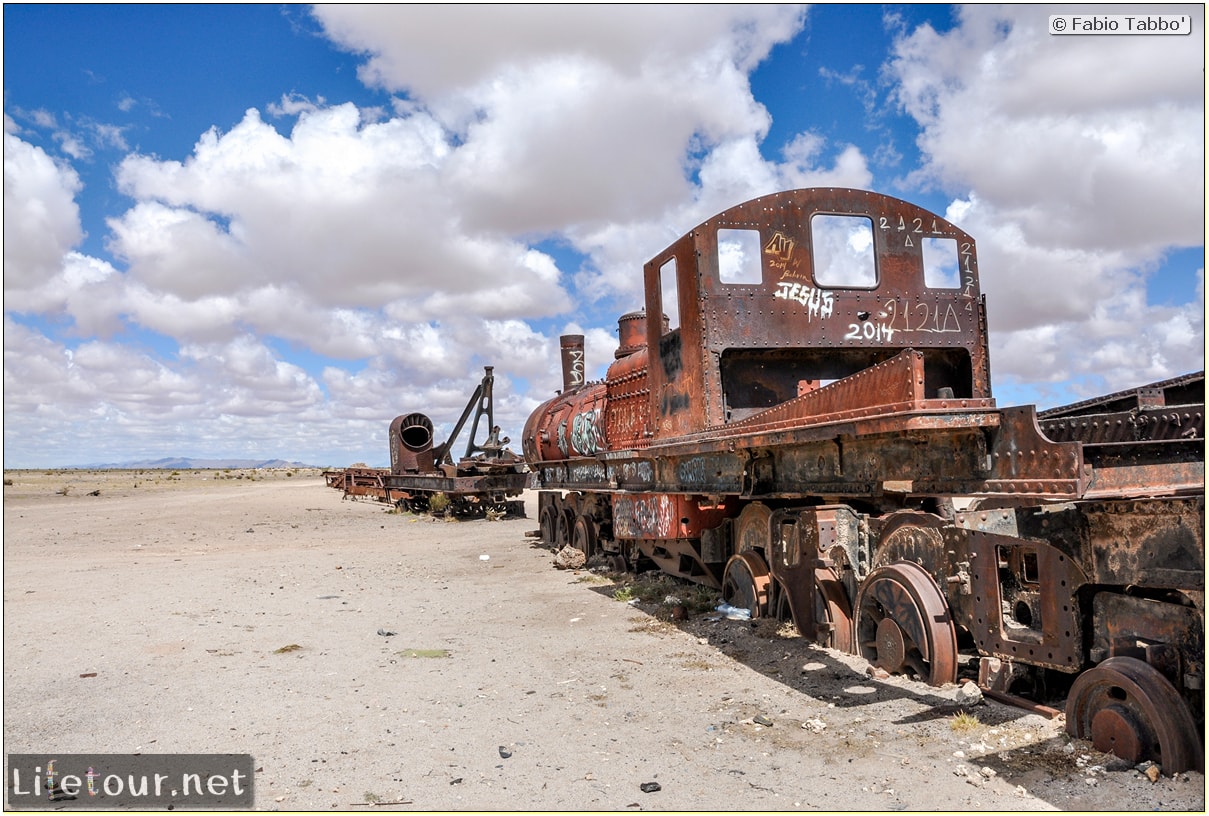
left=522, top=188, right=1205, bottom=772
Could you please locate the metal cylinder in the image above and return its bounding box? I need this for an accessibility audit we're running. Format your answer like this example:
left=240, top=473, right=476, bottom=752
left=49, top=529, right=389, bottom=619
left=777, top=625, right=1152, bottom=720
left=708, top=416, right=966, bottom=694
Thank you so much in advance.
left=616, top=311, right=647, bottom=359
left=615, top=310, right=669, bottom=359
left=560, top=334, right=586, bottom=392
left=389, top=412, right=435, bottom=474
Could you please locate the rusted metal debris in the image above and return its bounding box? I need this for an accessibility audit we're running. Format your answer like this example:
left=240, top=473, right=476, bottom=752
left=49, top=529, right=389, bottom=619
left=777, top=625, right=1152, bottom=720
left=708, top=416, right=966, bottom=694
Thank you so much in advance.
left=325, top=367, right=528, bottom=518
left=520, top=187, right=1205, bottom=771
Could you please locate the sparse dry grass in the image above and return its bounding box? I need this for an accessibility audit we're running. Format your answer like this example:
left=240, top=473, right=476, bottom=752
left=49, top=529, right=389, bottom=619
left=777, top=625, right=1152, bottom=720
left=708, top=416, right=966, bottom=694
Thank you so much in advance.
left=609, top=571, right=719, bottom=615
left=951, top=710, right=982, bottom=732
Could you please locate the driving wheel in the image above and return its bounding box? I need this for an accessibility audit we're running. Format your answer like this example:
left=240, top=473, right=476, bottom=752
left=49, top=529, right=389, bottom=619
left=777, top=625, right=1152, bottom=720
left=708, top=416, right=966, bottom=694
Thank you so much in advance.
left=572, top=514, right=597, bottom=557
left=721, top=551, right=772, bottom=618
left=1065, top=656, right=1203, bottom=773
left=855, top=560, right=958, bottom=686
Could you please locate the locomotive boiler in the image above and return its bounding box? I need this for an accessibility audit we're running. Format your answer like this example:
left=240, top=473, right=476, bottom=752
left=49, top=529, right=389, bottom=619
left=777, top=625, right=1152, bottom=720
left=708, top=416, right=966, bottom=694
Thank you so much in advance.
left=522, top=187, right=1205, bottom=772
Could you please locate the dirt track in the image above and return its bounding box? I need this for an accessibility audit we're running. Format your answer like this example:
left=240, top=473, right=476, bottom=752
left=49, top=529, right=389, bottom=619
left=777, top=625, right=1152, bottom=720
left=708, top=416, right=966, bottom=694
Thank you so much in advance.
left=3, top=470, right=1204, bottom=811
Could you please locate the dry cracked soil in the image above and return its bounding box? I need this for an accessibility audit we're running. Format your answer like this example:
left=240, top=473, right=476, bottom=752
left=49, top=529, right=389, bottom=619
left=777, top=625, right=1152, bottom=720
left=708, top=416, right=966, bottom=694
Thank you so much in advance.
left=3, top=469, right=1204, bottom=812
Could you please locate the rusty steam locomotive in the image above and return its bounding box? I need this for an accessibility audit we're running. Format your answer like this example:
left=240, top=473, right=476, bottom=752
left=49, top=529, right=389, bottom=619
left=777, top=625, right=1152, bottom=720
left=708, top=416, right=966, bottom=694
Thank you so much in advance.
left=521, top=188, right=1205, bottom=772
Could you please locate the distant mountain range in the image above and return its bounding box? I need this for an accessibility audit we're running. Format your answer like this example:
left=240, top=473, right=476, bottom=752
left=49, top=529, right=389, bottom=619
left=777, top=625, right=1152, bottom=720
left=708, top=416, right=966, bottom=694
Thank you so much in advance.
left=71, top=457, right=323, bottom=470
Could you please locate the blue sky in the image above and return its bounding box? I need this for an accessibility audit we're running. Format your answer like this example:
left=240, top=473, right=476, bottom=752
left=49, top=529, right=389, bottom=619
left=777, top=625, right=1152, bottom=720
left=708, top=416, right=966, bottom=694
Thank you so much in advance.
left=4, top=4, right=1204, bottom=468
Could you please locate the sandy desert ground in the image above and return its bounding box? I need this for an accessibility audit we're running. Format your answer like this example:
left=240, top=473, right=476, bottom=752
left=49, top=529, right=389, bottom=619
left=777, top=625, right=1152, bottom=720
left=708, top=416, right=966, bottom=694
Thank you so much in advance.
left=3, top=469, right=1204, bottom=811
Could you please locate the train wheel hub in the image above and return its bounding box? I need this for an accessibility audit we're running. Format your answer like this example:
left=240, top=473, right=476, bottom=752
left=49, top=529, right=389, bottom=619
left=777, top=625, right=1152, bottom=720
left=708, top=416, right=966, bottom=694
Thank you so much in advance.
left=1090, top=704, right=1147, bottom=763
left=874, top=617, right=907, bottom=673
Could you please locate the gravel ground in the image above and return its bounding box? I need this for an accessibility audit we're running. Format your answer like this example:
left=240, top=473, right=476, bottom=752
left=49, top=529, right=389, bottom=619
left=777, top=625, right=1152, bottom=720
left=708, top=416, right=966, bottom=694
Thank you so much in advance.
left=3, top=470, right=1204, bottom=811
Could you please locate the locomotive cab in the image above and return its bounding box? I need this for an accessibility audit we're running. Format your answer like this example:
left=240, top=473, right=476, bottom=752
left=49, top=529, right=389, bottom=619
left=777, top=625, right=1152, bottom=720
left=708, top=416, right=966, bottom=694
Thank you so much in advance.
left=642, top=188, right=993, bottom=438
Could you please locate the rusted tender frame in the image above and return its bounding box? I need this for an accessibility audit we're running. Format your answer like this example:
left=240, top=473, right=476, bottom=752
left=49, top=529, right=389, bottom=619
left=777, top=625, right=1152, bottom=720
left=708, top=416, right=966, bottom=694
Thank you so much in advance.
left=329, top=367, right=528, bottom=517
left=523, top=188, right=1206, bottom=771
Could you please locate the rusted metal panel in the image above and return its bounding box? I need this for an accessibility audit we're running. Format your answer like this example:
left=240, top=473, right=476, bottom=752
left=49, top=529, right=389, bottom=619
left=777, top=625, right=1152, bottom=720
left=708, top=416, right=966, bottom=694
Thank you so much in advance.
left=1082, top=499, right=1205, bottom=590
left=611, top=493, right=731, bottom=540
left=958, top=497, right=1204, bottom=591
left=1040, top=407, right=1205, bottom=445
left=1093, top=592, right=1204, bottom=686
left=383, top=471, right=527, bottom=499
left=978, top=406, right=1088, bottom=499
left=1038, top=371, right=1204, bottom=419
left=1083, top=459, right=1206, bottom=500
left=604, top=344, right=652, bottom=449
left=961, top=528, right=1088, bottom=672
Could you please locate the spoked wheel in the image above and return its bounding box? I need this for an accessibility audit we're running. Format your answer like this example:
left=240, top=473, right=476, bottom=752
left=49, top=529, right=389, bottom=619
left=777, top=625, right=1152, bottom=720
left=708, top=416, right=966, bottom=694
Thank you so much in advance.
left=775, top=581, right=794, bottom=623
left=571, top=515, right=597, bottom=557
left=855, top=561, right=958, bottom=686
left=555, top=509, right=576, bottom=549
left=1065, top=656, right=1203, bottom=773
left=539, top=505, right=560, bottom=548
left=814, top=566, right=855, bottom=653
left=721, top=551, right=771, bottom=618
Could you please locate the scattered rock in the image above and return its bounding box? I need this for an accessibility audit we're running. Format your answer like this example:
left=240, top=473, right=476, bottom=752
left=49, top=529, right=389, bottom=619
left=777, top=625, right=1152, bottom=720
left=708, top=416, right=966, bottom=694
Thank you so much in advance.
left=377, top=629, right=396, bottom=637
left=640, top=782, right=661, bottom=793
left=498, top=746, right=512, bottom=759
left=553, top=545, right=586, bottom=570
left=1145, top=764, right=1161, bottom=783
left=753, top=714, right=773, bottom=727
left=865, top=665, right=890, bottom=680
left=801, top=717, right=826, bottom=733
left=955, top=680, right=984, bottom=706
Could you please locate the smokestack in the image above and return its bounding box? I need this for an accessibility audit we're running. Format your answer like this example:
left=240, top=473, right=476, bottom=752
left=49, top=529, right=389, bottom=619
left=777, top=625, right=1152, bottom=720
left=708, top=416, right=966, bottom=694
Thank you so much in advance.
left=560, top=334, right=585, bottom=392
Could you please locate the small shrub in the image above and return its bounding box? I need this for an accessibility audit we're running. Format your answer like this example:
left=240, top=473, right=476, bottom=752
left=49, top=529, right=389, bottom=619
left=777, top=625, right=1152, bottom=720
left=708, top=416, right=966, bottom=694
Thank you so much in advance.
left=428, top=492, right=451, bottom=514
left=951, top=710, right=981, bottom=732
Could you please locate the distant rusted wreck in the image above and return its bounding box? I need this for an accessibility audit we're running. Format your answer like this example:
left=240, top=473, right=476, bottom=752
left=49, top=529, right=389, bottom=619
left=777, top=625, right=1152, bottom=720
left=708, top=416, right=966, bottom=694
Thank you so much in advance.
left=325, top=367, right=528, bottom=517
